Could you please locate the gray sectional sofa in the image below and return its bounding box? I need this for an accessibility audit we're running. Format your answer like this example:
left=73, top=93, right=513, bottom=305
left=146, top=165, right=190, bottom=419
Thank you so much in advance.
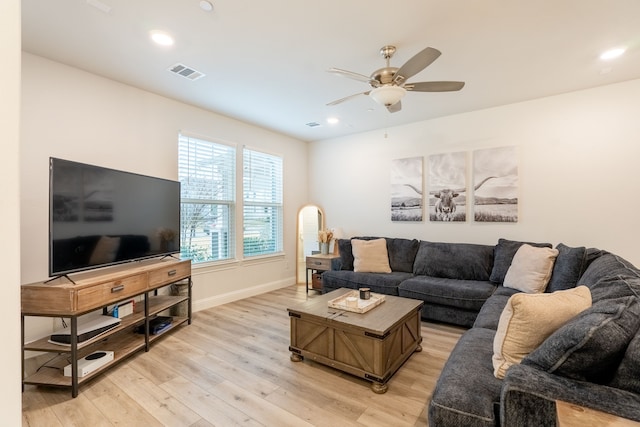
left=321, top=237, right=640, bottom=426
left=323, top=237, right=554, bottom=327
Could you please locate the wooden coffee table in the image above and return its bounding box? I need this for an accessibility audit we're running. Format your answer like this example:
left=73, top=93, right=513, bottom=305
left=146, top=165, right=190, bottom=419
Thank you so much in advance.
left=287, top=288, right=423, bottom=393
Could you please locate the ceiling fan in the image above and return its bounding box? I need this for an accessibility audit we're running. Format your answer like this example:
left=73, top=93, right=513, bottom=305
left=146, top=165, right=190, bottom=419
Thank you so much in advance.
left=327, top=45, right=465, bottom=113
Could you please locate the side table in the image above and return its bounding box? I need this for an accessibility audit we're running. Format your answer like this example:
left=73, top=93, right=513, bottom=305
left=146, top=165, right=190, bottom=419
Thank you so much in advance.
left=305, top=254, right=339, bottom=293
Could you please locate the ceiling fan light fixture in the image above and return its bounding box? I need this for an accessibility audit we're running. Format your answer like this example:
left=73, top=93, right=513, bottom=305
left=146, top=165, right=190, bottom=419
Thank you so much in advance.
left=369, top=85, right=406, bottom=107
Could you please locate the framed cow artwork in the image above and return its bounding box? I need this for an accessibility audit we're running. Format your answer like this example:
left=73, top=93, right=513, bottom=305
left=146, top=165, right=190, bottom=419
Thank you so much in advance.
left=391, top=156, right=423, bottom=222
left=473, top=146, right=519, bottom=222
left=428, top=152, right=467, bottom=222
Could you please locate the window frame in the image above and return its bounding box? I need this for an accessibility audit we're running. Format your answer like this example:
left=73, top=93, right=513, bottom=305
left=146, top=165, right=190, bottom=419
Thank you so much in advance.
left=178, top=133, right=236, bottom=265
left=242, top=146, right=284, bottom=258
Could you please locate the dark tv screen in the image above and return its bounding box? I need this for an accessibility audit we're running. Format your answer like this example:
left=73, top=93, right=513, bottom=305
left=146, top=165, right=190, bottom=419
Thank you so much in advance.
left=49, top=158, right=180, bottom=276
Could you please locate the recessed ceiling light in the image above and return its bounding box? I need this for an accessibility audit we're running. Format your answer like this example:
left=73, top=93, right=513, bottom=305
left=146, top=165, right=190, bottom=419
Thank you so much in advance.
left=150, top=31, right=174, bottom=47
left=327, top=117, right=339, bottom=125
left=600, top=47, right=626, bottom=61
left=199, top=1, right=214, bottom=12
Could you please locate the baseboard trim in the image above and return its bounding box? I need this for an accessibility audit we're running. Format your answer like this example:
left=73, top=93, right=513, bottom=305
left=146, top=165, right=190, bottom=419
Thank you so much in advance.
left=193, top=277, right=296, bottom=312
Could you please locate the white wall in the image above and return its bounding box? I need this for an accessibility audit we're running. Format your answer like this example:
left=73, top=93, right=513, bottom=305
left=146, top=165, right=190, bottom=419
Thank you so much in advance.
left=310, top=79, right=640, bottom=267
left=1, top=0, right=22, bottom=422
left=21, top=53, right=308, bottom=340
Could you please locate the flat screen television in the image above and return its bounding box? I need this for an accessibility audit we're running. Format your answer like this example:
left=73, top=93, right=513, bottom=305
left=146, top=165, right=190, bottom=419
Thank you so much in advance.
left=49, top=157, right=181, bottom=277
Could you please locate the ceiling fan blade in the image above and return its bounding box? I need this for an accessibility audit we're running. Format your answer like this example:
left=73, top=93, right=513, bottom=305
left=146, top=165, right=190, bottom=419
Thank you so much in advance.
left=327, top=68, right=376, bottom=84
left=326, top=91, right=371, bottom=106
left=393, top=47, right=441, bottom=84
left=386, top=101, right=402, bottom=113
left=405, top=81, right=465, bottom=92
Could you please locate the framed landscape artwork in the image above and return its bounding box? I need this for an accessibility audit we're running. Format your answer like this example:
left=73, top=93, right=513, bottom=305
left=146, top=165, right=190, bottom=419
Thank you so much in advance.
left=473, top=146, right=518, bottom=222
left=428, top=151, right=467, bottom=222
left=391, top=157, right=423, bottom=222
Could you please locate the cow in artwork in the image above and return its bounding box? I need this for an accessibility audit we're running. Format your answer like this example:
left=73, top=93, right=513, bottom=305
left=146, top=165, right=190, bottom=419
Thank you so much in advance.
left=407, top=176, right=497, bottom=222
left=434, top=189, right=459, bottom=221
left=431, top=176, right=497, bottom=221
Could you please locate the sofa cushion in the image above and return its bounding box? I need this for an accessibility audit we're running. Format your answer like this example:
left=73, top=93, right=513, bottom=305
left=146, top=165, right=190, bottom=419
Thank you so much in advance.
left=473, top=288, right=520, bottom=330
left=588, top=274, right=640, bottom=304
left=609, top=329, right=640, bottom=394
left=579, top=252, right=640, bottom=288
left=398, top=276, right=496, bottom=311
left=492, top=286, right=592, bottom=379
left=419, top=303, right=480, bottom=328
left=429, top=327, right=502, bottom=427
left=386, top=238, right=420, bottom=273
left=523, top=290, right=640, bottom=383
left=321, top=270, right=412, bottom=296
left=503, top=244, right=559, bottom=293
left=413, top=241, right=494, bottom=281
left=352, top=238, right=391, bottom=273
left=546, top=243, right=587, bottom=292
left=490, top=238, right=552, bottom=284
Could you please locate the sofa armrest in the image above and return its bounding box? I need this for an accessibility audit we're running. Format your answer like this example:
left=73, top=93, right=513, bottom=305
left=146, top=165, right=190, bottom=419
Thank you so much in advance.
left=330, top=257, right=342, bottom=270
left=501, top=364, right=640, bottom=427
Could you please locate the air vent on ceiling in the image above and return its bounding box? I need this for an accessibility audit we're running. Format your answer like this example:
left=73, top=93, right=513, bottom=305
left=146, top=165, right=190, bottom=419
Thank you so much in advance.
left=305, top=122, right=321, bottom=128
left=167, top=63, right=205, bottom=81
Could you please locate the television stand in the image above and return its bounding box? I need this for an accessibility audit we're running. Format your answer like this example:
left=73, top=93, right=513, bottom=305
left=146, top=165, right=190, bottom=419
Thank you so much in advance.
left=21, top=258, right=191, bottom=398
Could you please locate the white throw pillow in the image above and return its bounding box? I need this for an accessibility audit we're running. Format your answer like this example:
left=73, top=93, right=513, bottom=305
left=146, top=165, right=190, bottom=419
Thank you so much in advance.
left=503, top=244, right=559, bottom=293
left=492, top=286, right=592, bottom=379
left=351, top=238, right=391, bottom=273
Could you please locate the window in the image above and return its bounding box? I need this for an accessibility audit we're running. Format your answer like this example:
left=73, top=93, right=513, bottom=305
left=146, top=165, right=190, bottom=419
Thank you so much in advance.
left=178, top=134, right=235, bottom=263
left=243, top=148, right=283, bottom=257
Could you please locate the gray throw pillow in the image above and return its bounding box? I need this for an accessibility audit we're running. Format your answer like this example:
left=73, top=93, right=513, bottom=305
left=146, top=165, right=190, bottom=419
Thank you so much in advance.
left=522, top=295, right=640, bottom=384
left=337, top=239, right=354, bottom=270
left=386, top=238, right=420, bottom=273
left=490, top=238, right=552, bottom=284
left=546, top=243, right=587, bottom=292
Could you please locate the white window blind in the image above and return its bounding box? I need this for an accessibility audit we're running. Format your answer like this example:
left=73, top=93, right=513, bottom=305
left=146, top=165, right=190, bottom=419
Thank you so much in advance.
left=179, top=134, right=235, bottom=263
left=243, top=148, right=283, bottom=257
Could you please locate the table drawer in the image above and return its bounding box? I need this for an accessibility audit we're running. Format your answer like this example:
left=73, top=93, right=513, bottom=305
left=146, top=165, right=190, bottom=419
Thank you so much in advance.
left=306, top=257, right=332, bottom=270
left=148, top=261, right=191, bottom=288
left=76, top=274, right=147, bottom=311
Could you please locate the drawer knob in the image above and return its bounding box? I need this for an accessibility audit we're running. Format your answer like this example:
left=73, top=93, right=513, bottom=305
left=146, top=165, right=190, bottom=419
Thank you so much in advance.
left=168, top=269, right=177, bottom=276
left=111, top=285, right=125, bottom=293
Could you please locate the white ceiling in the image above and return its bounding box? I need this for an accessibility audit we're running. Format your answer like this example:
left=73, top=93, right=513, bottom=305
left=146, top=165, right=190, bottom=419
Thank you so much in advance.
left=21, top=0, right=640, bottom=142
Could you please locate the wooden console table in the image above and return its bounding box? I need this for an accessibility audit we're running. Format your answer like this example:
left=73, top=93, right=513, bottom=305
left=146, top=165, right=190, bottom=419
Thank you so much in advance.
left=21, top=258, right=192, bottom=397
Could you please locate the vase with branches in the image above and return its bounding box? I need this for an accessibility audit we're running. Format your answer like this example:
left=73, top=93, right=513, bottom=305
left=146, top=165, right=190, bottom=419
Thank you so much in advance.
left=318, top=229, right=334, bottom=254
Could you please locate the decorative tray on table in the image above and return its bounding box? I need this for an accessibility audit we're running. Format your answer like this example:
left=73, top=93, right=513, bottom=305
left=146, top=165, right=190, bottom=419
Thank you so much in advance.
left=327, top=290, right=385, bottom=314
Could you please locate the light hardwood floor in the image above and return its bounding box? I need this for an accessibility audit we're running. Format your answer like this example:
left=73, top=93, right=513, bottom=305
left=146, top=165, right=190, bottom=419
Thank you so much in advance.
left=22, top=285, right=465, bottom=426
